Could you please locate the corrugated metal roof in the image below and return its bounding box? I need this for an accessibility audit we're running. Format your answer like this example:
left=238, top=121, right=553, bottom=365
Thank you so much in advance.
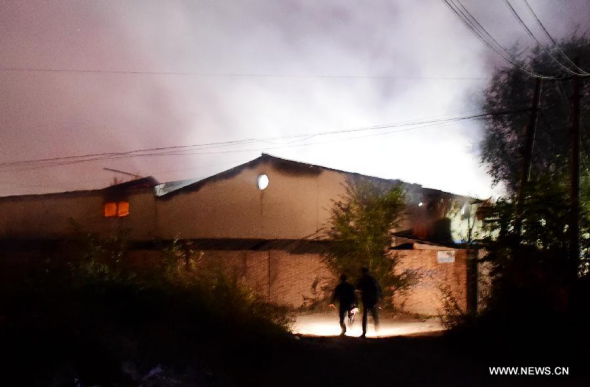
left=155, top=178, right=200, bottom=197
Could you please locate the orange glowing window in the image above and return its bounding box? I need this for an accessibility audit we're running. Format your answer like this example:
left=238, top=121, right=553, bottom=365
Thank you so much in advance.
left=117, top=201, right=129, bottom=217
left=104, top=201, right=130, bottom=218
left=104, top=202, right=117, bottom=217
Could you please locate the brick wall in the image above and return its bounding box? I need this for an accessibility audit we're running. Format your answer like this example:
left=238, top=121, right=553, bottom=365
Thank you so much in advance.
left=392, top=249, right=467, bottom=315
left=178, top=248, right=467, bottom=314
left=0, top=245, right=469, bottom=314
left=195, top=249, right=334, bottom=307
left=268, top=251, right=333, bottom=307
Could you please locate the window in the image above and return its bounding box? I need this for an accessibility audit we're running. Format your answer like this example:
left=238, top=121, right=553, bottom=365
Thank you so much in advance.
left=257, top=174, right=269, bottom=190
left=104, top=201, right=130, bottom=217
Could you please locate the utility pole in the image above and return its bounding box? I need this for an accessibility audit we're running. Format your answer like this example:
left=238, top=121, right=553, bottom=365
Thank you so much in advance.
left=569, top=60, right=582, bottom=274
left=515, top=78, right=542, bottom=236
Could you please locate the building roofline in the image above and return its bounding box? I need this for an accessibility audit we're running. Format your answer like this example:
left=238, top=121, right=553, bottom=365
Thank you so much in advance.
left=0, top=154, right=475, bottom=201
left=0, top=176, right=159, bottom=201
left=157, top=153, right=474, bottom=200
left=157, top=153, right=410, bottom=199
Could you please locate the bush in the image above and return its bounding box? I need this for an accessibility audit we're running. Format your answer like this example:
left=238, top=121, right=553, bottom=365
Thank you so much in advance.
left=0, top=235, right=293, bottom=386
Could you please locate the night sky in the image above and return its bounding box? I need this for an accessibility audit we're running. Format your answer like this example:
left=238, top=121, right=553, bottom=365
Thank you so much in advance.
left=1, top=0, right=589, bottom=198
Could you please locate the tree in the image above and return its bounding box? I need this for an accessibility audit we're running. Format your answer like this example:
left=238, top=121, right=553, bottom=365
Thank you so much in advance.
left=452, top=38, right=590, bottom=350
left=480, top=36, right=590, bottom=193
left=325, top=177, right=418, bottom=306
left=479, top=37, right=590, bottom=277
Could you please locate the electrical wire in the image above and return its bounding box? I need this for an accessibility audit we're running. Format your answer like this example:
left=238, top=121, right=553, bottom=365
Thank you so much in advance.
left=0, top=137, right=260, bottom=169
left=0, top=109, right=527, bottom=173
left=504, top=0, right=589, bottom=77
left=442, top=0, right=560, bottom=80
left=522, top=0, right=590, bottom=76
left=0, top=66, right=489, bottom=81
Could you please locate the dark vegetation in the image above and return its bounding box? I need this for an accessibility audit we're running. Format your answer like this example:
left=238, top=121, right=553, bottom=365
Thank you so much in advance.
left=325, top=177, right=421, bottom=306
left=0, top=233, right=292, bottom=386
left=480, top=36, right=590, bottom=194
left=449, top=37, right=590, bottom=372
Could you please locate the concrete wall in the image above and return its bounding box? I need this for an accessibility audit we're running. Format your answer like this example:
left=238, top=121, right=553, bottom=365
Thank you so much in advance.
left=155, top=162, right=479, bottom=242
left=0, top=191, right=101, bottom=239
left=0, top=157, right=480, bottom=243
left=155, top=160, right=346, bottom=240
left=0, top=190, right=158, bottom=240
left=0, top=161, right=349, bottom=241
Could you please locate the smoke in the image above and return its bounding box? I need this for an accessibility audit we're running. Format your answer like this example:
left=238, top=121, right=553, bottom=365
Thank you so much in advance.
left=0, top=0, right=588, bottom=197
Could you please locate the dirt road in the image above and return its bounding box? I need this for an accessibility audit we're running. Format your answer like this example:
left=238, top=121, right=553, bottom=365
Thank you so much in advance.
left=292, top=312, right=444, bottom=337
left=221, top=315, right=588, bottom=387
left=225, top=333, right=588, bottom=387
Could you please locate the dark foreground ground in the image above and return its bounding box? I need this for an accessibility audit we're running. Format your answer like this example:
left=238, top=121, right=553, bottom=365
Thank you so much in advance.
left=2, top=257, right=588, bottom=387
left=3, top=327, right=589, bottom=386
left=223, top=333, right=589, bottom=387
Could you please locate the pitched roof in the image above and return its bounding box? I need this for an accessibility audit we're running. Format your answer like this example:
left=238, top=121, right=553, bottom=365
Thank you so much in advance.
left=156, top=153, right=473, bottom=201
left=0, top=154, right=473, bottom=201
left=156, top=153, right=405, bottom=198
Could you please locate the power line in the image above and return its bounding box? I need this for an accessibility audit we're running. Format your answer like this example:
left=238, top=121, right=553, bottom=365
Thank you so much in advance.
left=0, top=109, right=527, bottom=173
left=443, top=0, right=533, bottom=75
left=133, top=115, right=489, bottom=158
left=0, top=66, right=488, bottom=81
left=0, top=138, right=260, bottom=169
left=442, top=0, right=559, bottom=80
left=504, top=0, right=588, bottom=77
left=522, top=0, right=590, bottom=76
left=444, top=0, right=511, bottom=61
left=0, top=119, right=475, bottom=171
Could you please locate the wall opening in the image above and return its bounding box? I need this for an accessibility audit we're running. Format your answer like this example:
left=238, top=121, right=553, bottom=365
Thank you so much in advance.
left=257, top=174, right=269, bottom=190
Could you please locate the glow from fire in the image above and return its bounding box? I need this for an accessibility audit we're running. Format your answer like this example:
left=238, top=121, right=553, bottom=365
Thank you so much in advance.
left=292, top=314, right=445, bottom=338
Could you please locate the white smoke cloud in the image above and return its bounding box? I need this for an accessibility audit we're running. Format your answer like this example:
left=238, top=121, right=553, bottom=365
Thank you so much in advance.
left=0, top=0, right=588, bottom=197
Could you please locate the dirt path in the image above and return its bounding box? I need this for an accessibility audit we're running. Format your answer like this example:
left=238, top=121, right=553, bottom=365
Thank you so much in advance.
left=292, top=312, right=444, bottom=337
left=224, top=331, right=588, bottom=387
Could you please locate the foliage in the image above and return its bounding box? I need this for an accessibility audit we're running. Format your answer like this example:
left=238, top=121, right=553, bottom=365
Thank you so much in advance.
left=0, top=234, right=293, bottom=385
left=325, top=177, right=419, bottom=305
left=438, top=283, right=470, bottom=329
left=486, top=174, right=590, bottom=273
left=458, top=174, right=590, bottom=351
left=475, top=36, right=590, bottom=331
left=480, top=36, right=590, bottom=193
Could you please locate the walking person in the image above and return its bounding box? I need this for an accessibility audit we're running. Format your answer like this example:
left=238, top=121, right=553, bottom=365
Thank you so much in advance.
left=356, top=267, right=382, bottom=338
left=329, top=274, right=357, bottom=336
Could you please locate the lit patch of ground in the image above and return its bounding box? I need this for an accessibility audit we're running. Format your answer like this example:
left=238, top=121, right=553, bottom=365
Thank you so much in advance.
left=292, top=312, right=445, bottom=338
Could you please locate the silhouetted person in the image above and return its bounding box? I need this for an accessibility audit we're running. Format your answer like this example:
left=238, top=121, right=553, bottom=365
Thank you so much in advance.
left=329, top=274, right=357, bottom=336
left=356, top=267, right=382, bottom=338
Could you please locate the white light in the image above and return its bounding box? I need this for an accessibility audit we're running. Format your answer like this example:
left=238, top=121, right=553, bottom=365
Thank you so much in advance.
left=292, top=314, right=445, bottom=337
left=257, top=174, right=269, bottom=190
left=418, top=202, right=423, bottom=207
